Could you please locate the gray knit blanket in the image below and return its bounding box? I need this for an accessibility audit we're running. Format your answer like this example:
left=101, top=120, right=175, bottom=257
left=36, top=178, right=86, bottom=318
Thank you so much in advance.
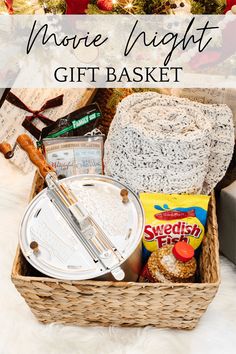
left=104, top=92, right=234, bottom=195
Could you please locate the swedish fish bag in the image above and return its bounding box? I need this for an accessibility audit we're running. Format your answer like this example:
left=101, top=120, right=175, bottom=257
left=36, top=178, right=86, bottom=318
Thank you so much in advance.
left=140, top=193, right=210, bottom=253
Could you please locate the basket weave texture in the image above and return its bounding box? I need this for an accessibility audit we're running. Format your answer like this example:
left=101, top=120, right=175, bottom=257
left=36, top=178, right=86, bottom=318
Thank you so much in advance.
left=11, top=89, right=220, bottom=329
left=11, top=176, right=220, bottom=329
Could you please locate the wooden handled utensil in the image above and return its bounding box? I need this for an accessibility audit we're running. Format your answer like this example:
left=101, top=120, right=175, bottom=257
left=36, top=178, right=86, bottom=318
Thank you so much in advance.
left=16, top=134, right=55, bottom=178
left=14, top=134, right=125, bottom=280
left=0, top=142, right=15, bottom=159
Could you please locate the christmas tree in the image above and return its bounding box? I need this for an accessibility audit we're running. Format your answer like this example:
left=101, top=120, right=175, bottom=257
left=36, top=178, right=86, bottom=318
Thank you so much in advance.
left=87, top=0, right=227, bottom=14
left=0, top=0, right=227, bottom=14
left=0, top=0, right=43, bottom=14
left=38, top=0, right=66, bottom=14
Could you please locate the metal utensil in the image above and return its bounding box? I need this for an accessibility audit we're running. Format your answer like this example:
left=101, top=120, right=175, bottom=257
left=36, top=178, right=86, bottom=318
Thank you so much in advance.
left=16, top=134, right=144, bottom=281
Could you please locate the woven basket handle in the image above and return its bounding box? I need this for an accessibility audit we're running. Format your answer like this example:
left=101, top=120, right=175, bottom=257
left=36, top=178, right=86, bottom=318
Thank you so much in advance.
left=17, top=134, right=55, bottom=178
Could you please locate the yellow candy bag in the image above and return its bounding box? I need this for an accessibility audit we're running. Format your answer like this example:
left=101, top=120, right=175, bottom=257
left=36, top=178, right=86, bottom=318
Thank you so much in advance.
left=140, top=193, right=210, bottom=253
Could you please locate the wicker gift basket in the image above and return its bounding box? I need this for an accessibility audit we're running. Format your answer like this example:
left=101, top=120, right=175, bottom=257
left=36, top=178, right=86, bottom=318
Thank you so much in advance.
left=11, top=89, right=220, bottom=329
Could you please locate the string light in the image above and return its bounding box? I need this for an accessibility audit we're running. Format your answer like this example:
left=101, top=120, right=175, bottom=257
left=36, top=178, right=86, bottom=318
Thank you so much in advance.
left=124, top=3, right=133, bottom=10
left=113, top=0, right=139, bottom=14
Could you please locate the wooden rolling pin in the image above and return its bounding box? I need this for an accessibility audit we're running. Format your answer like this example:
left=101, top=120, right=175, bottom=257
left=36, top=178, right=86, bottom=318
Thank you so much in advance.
left=17, top=134, right=55, bottom=178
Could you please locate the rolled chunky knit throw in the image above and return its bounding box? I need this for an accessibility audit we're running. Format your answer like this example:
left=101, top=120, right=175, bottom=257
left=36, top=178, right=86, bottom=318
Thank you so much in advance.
left=104, top=92, right=234, bottom=195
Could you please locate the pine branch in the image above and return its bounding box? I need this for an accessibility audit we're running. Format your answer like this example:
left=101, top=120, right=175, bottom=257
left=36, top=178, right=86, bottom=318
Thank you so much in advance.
left=39, top=0, right=66, bottom=14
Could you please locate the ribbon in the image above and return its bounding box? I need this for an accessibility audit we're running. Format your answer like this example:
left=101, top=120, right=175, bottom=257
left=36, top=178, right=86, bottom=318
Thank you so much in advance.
left=4, top=0, right=14, bottom=15
left=6, top=92, right=64, bottom=140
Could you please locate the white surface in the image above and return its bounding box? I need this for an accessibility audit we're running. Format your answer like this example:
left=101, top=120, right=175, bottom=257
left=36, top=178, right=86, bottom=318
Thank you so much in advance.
left=0, top=157, right=236, bottom=354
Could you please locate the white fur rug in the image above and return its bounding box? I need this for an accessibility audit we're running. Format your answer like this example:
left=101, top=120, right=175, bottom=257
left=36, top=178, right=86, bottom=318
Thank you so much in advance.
left=0, top=157, right=236, bottom=354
